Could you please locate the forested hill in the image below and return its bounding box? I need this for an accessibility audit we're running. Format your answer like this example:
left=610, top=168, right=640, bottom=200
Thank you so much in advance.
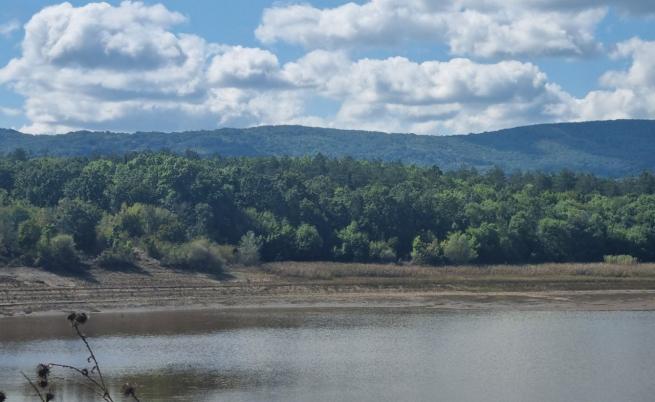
left=1, top=119, right=654, bottom=176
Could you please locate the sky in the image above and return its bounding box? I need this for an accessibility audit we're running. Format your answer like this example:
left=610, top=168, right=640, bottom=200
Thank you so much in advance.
left=0, top=1, right=655, bottom=135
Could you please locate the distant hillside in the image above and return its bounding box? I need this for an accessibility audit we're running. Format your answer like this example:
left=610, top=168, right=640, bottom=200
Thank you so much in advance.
left=1, top=119, right=654, bottom=176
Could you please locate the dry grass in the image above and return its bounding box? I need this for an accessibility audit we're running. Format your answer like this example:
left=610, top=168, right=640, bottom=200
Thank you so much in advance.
left=261, top=261, right=655, bottom=280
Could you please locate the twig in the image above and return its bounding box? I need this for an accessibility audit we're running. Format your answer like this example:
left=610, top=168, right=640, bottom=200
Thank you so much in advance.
left=122, top=383, right=142, bottom=401
left=21, top=313, right=145, bottom=402
left=21, top=372, right=45, bottom=402
left=63, top=313, right=115, bottom=402
left=48, top=363, right=108, bottom=399
left=71, top=323, right=114, bottom=402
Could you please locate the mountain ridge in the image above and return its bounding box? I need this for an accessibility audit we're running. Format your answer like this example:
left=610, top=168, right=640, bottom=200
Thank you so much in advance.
left=1, top=119, right=654, bottom=176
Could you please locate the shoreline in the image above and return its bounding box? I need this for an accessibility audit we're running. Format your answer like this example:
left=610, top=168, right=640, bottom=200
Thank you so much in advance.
left=3, top=262, right=655, bottom=318
left=4, top=289, right=655, bottom=318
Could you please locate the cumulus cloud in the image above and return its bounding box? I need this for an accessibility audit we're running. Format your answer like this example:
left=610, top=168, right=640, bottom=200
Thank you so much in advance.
left=0, top=1, right=206, bottom=132
left=256, top=0, right=655, bottom=58
left=0, top=1, right=314, bottom=133
left=256, top=0, right=611, bottom=58
left=521, top=0, right=655, bottom=14
left=0, top=106, right=21, bottom=117
left=1, top=1, right=654, bottom=135
left=576, top=38, right=655, bottom=121
left=285, top=54, right=575, bottom=133
left=207, top=46, right=285, bottom=88
left=255, top=0, right=655, bottom=59
left=0, top=19, right=20, bottom=38
left=444, top=8, right=604, bottom=58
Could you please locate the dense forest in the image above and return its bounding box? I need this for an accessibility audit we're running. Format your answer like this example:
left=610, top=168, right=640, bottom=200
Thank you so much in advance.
left=2, top=119, right=655, bottom=176
left=0, top=151, right=654, bottom=274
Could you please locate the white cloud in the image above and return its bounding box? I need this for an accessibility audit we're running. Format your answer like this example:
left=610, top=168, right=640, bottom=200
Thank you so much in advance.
left=444, top=8, right=604, bottom=58
left=207, top=46, right=284, bottom=88
left=255, top=0, right=655, bottom=58
left=0, top=106, right=21, bottom=117
left=0, top=19, right=20, bottom=37
left=283, top=53, right=574, bottom=133
left=281, top=50, right=351, bottom=89
left=576, top=38, right=655, bottom=121
left=281, top=47, right=655, bottom=134
left=1, top=1, right=654, bottom=136
left=522, top=0, right=655, bottom=14
left=256, top=0, right=609, bottom=58
left=0, top=1, right=312, bottom=133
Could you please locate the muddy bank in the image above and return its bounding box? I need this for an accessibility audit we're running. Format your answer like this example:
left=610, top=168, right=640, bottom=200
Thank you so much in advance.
left=2, top=263, right=655, bottom=317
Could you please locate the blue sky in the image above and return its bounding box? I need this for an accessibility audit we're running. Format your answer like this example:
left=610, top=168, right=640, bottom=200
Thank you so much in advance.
left=1, top=1, right=655, bottom=134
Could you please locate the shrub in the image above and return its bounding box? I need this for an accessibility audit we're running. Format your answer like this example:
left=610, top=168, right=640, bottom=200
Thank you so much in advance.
left=238, top=231, right=263, bottom=266
left=246, top=210, right=296, bottom=261
left=442, top=232, right=479, bottom=265
left=115, top=204, right=145, bottom=237
left=0, top=213, right=17, bottom=258
left=56, top=198, right=101, bottom=253
left=112, top=203, right=185, bottom=241
left=37, top=234, right=82, bottom=272
left=142, top=236, right=164, bottom=259
left=603, top=254, right=639, bottom=265
left=18, top=219, right=42, bottom=252
left=214, top=243, right=239, bottom=264
left=96, top=239, right=136, bottom=269
left=411, top=235, right=443, bottom=265
left=369, top=240, right=397, bottom=263
left=161, top=238, right=224, bottom=274
left=0, top=205, right=36, bottom=259
left=334, top=221, right=370, bottom=262
left=295, top=223, right=323, bottom=260
left=97, top=205, right=187, bottom=257
left=0, top=189, right=9, bottom=206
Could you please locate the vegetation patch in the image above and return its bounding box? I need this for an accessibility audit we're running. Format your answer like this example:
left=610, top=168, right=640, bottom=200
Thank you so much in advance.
left=603, top=255, right=639, bottom=265
left=0, top=153, right=653, bottom=274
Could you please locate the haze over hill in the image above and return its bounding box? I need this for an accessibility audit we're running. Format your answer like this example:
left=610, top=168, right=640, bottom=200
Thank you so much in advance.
left=1, top=119, right=654, bottom=176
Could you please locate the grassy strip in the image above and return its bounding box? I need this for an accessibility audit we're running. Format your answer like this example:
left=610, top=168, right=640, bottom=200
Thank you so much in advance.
left=261, top=262, right=655, bottom=280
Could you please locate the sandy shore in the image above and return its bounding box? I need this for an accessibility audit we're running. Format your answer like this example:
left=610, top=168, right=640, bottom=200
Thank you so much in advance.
left=3, top=263, right=655, bottom=317
left=5, top=289, right=655, bottom=318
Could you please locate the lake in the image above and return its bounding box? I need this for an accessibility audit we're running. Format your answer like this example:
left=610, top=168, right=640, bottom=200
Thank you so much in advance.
left=1, top=308, right=655, bottom=402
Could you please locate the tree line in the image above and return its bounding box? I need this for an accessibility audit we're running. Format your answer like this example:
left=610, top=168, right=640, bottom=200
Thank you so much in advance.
left=0, top=150, right=654, bottom=273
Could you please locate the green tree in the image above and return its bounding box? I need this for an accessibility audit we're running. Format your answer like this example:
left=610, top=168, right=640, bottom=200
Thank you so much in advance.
left=56, top=198, right=101, bottom=253
left=335, top=221, right=370, bottom=261
left=14, top=158, right=82, bottom=206
left=411, top=234, right=443, bottom=265
left=17, top=218, right=42, bottom=260
left=37, top=234, right=82, bottom=272
left=238, top=231, right=263, bottom=266
left=369, top=239, right=397, bottom=263
left=160, top=238, right=224, bottom=275
left=246, top=209, right=296, bottom=261
left=442, top=232, right=478, bottom=265
left=467, top=223, right=503, bottom=264
left=64, top=160, right=115, bottom=209
left=1, top=153, right=655, bottom=268
left=295, top=223, right=323, bottom=260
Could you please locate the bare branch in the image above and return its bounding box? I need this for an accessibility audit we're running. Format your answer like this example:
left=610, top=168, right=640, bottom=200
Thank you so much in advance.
left=21, top=372, right=45, bottom=402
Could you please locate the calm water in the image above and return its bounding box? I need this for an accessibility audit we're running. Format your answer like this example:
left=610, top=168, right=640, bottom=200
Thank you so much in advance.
left=1, top=308, right=655, bottom=402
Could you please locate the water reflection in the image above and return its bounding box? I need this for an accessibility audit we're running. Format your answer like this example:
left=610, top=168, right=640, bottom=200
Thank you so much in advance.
left=1, top=309, right=655, bottom=402
left=0, top=309, right=313, bottom=342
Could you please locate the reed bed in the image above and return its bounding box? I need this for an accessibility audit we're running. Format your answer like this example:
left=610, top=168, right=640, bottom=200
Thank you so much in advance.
left=261, top=261, right=655, bottom=280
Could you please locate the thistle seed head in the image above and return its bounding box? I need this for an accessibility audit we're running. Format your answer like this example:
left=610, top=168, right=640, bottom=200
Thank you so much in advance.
left=36, top=364, right=50, bottom=378
left=122, top=383, right=136, bottom=397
